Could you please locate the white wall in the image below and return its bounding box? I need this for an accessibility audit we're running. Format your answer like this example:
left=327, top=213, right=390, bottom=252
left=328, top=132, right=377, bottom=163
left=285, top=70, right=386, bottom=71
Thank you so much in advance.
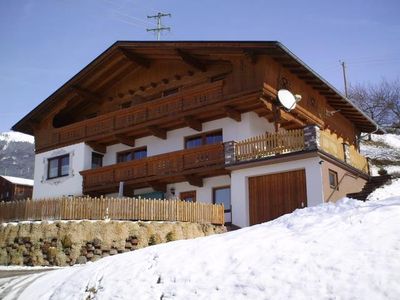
left=33, top=142, right=92, bottom=199
left=230, top=157, right=324, bottom=228
left=102, top=112, right=274, bottom=166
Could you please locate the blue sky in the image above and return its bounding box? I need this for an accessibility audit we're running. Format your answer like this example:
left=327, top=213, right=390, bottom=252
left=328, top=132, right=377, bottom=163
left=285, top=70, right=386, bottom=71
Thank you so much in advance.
left=0, top=0, right=399, bottom=133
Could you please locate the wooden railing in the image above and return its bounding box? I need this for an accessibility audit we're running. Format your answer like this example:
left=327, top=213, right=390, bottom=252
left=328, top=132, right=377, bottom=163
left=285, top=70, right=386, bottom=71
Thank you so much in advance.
left=36, top=81, right=224, bottom=152
left=319, top=130, right=345, bottom=161
left=235, top=129, right=305, bottom=161
left=348, top=146, right=369, bottom=173
left=0, top=197, right=225, bottom=224
left=81, top=143, right=225, bottom=191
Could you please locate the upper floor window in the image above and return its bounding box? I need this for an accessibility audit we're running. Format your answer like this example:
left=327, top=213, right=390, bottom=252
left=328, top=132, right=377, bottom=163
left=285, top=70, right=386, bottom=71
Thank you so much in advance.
left=117, top=147, right=147, bottom=163
left=48, top=154, right=69, bottom=179
left=91, top=152, right=103, bottom=169
left=184, top=130, right=223, bottom=149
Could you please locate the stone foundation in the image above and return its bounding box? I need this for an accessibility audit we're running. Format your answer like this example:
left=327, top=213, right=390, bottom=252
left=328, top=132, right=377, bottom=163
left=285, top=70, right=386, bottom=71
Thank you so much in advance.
left=0, top=220, right=226, bottom=266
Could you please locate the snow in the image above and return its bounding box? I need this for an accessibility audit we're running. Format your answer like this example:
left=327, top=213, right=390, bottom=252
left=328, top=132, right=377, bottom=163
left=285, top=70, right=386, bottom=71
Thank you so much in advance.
left=0, top=176, right=33, bottom=186
left=0, top=187, right=398, bottom=299
left=0, top=131, right=34, bottom=144
left=368, top=178, right=400, bottom=201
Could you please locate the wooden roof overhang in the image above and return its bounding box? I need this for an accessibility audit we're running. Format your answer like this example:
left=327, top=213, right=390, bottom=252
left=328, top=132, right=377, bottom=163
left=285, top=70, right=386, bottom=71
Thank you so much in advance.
left=12, top=41, right=383, bottom=135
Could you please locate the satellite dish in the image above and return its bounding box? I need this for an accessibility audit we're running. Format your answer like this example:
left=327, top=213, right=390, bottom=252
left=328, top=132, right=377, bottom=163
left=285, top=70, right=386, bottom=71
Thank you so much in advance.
left=277, top=89, right=301, bottom=111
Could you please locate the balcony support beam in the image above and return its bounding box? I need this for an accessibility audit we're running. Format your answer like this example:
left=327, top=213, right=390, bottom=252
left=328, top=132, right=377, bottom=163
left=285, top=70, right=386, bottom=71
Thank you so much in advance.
left=147, top=181, right=167, bottom=193
left=86, top=141, right=106, bottom=154
left=185, top=175, right=203, bottom=187
left=183, top=116, right=202, bottom=131
left=114, top=134, right=135, bottom=147
left=147, top=125, right=167, bottom=140
left=224, top=106, right=241, bottom=122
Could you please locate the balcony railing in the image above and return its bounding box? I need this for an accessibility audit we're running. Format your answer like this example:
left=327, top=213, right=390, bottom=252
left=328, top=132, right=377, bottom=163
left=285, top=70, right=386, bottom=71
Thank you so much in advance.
left=232, top=127, right=369, bottom=174
left=36, top=81, right=224, bottom=152
left=80, top=143, right=225, bottom=193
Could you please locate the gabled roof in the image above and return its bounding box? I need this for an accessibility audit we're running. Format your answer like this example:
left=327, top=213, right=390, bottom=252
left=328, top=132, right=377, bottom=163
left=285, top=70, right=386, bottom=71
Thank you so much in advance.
left=0, top=175, right=34, bottom=186
left=12, top=41, right=383, bottom=134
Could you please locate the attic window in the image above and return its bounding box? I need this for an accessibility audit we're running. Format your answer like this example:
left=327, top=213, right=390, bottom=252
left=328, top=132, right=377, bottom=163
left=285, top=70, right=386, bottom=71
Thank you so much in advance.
left=163, top=87, right=179, bottom=97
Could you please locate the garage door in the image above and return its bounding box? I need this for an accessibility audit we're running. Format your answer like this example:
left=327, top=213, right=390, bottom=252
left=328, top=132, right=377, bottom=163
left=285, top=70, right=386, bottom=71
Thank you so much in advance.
left=248, top=169, right=307, bottom=225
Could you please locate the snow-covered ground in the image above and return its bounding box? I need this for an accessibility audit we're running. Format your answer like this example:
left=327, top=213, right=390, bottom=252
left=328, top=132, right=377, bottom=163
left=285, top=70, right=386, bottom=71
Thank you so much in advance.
left=360, top=133, right=400, bottom=176
left=1, top=186, right=399, bottom=299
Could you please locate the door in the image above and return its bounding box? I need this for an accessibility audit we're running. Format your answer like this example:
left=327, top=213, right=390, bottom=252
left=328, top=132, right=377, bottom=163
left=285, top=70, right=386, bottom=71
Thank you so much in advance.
left=248, top=169, right=307, bottom=225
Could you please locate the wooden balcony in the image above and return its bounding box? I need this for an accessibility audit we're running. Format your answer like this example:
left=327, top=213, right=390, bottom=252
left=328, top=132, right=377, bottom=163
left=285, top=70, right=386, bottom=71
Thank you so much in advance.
left=35, top=81, right=262, bottom=153
left=80, top=143, right=226, bottom=195
left=233, top=128, right=369, bottom=174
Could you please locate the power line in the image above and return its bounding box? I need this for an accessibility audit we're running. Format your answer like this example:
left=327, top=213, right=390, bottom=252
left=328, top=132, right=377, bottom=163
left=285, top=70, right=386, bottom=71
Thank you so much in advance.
left=146, top=12, right=171, bottom=40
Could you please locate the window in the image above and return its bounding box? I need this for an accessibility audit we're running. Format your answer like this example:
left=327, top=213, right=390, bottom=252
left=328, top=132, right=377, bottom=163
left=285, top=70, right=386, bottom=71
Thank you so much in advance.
left=329, top=169, right=338, bottom=190
left=117, top=147, right=147, bottom=163
left=213, top=186, right=231, bottom=212
left=184, top=130, right=223, bottom=149
left=91, top=152, right=103, bottom=169
left=180, top=191, right=196, bottom=202
left=47, top=154, right=69, bottom=179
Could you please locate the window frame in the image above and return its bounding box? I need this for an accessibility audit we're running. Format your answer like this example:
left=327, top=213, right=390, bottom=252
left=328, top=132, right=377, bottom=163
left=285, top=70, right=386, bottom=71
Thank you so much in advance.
left=212, top=185, right=231, bottom=213
left=180, top=190, right=197, bottom=202
left=91, top=152, right=104, bottom=169
left=116, top=146, right=147, bottom=163
left=47, top=154, right=70, bottom=179
left=328, top=169, right=339, bottom=190
left=184, top=129, right=223, bottom=149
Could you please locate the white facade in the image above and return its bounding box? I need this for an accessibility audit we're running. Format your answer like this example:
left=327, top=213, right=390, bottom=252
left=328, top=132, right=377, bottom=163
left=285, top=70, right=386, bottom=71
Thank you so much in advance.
left=230, top=157, right=324, bottom=228
left=32, top=111, right=326, bottom=227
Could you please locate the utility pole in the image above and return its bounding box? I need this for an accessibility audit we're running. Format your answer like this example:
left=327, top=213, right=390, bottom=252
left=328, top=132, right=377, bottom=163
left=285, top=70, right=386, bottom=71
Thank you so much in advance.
left=146, top=12, right=171, bottom=40
left=340, top=60, right=348, bottom=97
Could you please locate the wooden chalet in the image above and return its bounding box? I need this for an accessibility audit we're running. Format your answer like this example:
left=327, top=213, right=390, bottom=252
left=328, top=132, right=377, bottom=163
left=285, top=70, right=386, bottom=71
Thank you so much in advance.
left=0, top=175, right=33, bottom=202
left=12, top=41, right=382, bottom=227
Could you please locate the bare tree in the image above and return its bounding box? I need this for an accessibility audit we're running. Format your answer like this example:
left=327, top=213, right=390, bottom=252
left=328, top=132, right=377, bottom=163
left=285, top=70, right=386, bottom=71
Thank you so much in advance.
left=348, top=79, right=394, bottom=127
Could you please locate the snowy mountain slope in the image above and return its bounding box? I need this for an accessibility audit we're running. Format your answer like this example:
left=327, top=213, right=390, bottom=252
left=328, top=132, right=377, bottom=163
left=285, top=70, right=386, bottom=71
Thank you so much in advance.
left=360, top=133, right=400, bottom=176
left=5, top=189, right=399, bottom=299
left=0, top=132, right=34, bottom=179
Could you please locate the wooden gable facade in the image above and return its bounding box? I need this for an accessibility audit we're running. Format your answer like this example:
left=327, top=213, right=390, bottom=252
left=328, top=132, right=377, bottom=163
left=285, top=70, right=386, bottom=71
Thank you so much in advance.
left=12, top=41, right=381, bottom=197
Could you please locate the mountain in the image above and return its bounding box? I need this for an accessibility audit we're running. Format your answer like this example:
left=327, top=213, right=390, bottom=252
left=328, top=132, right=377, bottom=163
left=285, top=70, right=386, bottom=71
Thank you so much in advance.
left=0, top=132, right=35, bottom=179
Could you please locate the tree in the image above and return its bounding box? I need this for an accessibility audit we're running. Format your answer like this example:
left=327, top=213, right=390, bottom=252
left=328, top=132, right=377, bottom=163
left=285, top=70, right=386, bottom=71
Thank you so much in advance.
left=348, top=79, right=398, bottom=127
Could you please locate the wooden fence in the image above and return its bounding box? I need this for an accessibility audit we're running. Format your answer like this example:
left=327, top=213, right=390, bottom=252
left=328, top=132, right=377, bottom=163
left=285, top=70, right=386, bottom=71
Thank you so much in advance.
left=235, top=129, right=305, bottom=161
left=0, top=197, right=225, bottom=225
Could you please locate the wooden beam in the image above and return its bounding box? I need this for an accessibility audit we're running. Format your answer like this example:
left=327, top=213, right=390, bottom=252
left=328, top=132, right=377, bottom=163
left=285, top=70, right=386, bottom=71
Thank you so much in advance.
left=183, top=116, right=202, bottom=131
left=185, top=175, right=203, bottom=187
left=86, top=141, right=106, bottom=154
left=224, top=106, right=241, bottom=122
left=71, top=86, right=102, bottom=104
left=119, top=48, right=151, bottom=68
left=260, top=97, right=306, bottom=128
left=147, top=181, right=167, bottom=193
left=114, top=134, right=135, bottom=147
left=243, top=49, right=257, bottom=64
left=176, top=49, right=207, bottom=72
left=147, top=125, right=167, bottom=140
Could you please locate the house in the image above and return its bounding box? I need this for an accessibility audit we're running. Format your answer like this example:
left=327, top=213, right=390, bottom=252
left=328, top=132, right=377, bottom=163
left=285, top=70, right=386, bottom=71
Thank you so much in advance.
left=12, top=41, right=382, bottom=227
left=0, top=175, right=33, bottom=201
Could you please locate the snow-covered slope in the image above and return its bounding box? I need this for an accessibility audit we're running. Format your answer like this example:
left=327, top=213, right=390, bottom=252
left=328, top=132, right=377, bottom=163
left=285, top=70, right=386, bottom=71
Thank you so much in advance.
left=360, top=133, right=400, bottom=176
left=0, top=131, right=34, bottom=179
left=5, top=191, right=399, bottom=299
left=0, top=132, right=34, bottom=145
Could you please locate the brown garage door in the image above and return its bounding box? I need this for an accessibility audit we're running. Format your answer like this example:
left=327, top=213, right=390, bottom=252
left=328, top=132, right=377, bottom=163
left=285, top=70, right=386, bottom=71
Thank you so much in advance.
left=249, top=169, right=307, bottom=225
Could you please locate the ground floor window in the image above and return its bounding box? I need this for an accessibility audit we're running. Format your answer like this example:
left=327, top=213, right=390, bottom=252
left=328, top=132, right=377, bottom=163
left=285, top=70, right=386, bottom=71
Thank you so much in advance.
left=213, top=186, right=231, bottom=223
left=329, top=169, right=338, bottom=189
left=180, top=190, right=196, bottom=202
left=48, top=154, right=69, bottom=179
